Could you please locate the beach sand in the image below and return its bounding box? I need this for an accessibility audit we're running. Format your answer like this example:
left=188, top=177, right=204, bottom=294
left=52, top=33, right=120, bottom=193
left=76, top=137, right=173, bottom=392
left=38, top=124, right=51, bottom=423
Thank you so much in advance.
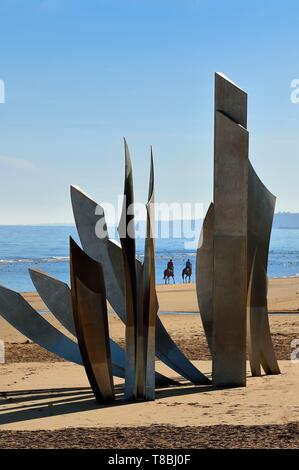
left=0, top=280, right=298, bottom=448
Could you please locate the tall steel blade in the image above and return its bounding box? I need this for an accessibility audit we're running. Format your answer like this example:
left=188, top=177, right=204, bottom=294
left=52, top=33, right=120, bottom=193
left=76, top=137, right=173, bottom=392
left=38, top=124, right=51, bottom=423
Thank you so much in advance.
left=196, top=203, right=214, bottom=353
left=247, top=162, right=280, bottom=375
left=118, top=139, right=138, bottom=399
left=142, top=148, right=157, bottom=399
left=0, top=285, right=82, bottom=365
left=70, top=238, right=115, bottom=403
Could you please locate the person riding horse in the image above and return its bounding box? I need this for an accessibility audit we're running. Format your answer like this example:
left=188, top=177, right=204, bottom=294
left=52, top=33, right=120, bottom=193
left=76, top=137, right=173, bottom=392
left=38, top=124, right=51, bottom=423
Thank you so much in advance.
left=167, top=259, right=174, bottom=275
left=164, top=259, right=175, bottom=284
left=185, top=259, right=192, bottom=271
left=182, top=259, right=192, bottom=283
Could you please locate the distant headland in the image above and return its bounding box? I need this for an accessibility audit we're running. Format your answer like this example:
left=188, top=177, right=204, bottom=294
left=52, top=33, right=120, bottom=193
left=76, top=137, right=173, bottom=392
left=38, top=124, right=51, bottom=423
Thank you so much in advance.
left=273, top=212, right=299, bottom=229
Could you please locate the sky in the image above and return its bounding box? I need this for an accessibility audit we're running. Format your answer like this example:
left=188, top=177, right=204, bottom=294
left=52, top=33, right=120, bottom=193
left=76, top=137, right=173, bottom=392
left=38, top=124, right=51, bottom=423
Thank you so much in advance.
left=0, top=0, right=299, bottom=224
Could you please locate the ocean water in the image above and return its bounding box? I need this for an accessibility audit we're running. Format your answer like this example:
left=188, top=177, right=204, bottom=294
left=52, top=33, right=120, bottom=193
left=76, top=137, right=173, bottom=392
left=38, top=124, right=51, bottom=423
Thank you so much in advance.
left=0, top=226, right=299, bottom=292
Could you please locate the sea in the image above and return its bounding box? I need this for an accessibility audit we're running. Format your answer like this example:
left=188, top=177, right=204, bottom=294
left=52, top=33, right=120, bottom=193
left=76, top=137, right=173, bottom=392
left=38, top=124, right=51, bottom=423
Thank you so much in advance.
left=0, top=225, right=299, bottom=292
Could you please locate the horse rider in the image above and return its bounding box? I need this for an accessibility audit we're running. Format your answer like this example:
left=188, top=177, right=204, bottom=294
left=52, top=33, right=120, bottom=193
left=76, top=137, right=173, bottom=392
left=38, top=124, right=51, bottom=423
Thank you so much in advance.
left=185, top=259, right=192, bottom=271
left=167, top=258, right=174, bottom=274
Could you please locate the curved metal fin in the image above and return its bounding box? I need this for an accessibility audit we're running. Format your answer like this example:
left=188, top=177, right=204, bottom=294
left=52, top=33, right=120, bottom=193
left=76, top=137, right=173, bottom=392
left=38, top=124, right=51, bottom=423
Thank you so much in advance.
left=0, top=284, right=82, bottom=365
left=247, top=161, right=280, bottom=376
left=70, top=185, right=125, bottom=321
left=196, top=203, right=214, bottom=353
left=118, top=139, right=137, bottom=399
left=29, top=268, right=75, bottom=336
left=29, top=268, right=126, bottom=378
left=70, top=238, right=115, bottom=403
left=139, top=148, right=156, bottom=399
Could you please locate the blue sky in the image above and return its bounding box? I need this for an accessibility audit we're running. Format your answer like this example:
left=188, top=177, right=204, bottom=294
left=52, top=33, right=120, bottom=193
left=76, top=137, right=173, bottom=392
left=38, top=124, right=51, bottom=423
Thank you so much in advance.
left=0, top=0, right=299, bottom=224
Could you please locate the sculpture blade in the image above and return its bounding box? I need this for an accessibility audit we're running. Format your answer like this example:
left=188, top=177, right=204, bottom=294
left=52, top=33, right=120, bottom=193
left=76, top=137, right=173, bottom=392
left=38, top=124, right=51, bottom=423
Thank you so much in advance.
left=196, top=203, right=214, bottom=353
left=71, top=185, right=125, bottom=319
left=29, top=268, right=75, bottom=336
left=118, top=139, right=138, bottom=399
left=141, top=148, right=157, bottom=399
left=0, top=285, right=82, bottom=365
left=247, top=162, right=280, bottom=375
left=29, top=268, right=126, bottom=378
left=212, top=73, right=249, bottom=387
left=70, top=238, right=115, bottom=403
left=246, top=251, right=263, bottom=376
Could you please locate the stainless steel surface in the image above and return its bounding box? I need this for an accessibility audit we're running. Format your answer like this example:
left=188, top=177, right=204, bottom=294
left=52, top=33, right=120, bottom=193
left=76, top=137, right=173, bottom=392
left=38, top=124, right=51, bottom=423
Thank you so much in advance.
left=29, top=268, right=179, bottom=387
left=29, top=268, right=75, bottom=335
left=71, top=184, right=210, bottom=385
left=196, top=73, right=280, bottom=387
left=196, top=203, right=214, bottom=353
left=0, top=284, right=82, bottom=365
left=212, top=73, right=249, bottom=387
left=29, top=268, right=126, bottom=378
left=118, top=139, right=138, bottom=400
left=142, top=149, right=156, bottom=400
left=247, top=162, right=280, bottom=376
left=70, top=238, right=115, bottom=403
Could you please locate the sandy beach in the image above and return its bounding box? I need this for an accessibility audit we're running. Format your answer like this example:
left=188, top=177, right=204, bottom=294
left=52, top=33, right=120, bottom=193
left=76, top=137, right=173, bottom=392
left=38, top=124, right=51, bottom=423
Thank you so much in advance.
left=0, top=280, right=298, bottom=448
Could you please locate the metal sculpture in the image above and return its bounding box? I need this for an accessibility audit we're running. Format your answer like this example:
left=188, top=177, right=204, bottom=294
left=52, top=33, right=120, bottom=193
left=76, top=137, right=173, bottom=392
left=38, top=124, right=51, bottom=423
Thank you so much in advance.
left=0, top=141, right=198, bottom=403
left=0, top=72, right=281, bottom=405
left=71, top=182, right=210, bottom=386
left=28, top=268, right=178, bottom=387
left=196, top=73, right=280, bottom=387
left=70, top=238, right=115, bottom=403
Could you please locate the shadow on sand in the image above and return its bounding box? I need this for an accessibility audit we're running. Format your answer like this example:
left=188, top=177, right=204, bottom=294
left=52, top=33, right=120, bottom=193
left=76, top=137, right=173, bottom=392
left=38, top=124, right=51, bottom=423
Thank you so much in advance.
left=0, top=372, right=238, bottom=426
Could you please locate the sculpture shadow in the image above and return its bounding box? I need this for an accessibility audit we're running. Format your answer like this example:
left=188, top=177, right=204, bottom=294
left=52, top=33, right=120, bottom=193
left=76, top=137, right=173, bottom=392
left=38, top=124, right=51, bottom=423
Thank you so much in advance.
left=0, top=377, right=222, bottom=427
left=0, top=386, right=93, bottom=406
left=0, top=384, right=128, bottom=426
left=2, top=369, right=264, bottom=426
left=154, top=381, right=240, bottom=400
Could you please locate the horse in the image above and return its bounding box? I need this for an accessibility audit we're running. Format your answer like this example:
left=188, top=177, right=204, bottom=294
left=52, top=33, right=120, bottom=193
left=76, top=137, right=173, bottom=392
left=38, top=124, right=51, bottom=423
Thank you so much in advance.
left=182, top=267, right=192, bottom=283
left=163, top=268, right=175, bottom=284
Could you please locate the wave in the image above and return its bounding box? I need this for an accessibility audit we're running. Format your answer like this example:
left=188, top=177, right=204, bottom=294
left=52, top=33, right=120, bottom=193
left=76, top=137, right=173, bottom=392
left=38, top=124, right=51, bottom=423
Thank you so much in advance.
left=0, top=256, right=69, bottom=265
